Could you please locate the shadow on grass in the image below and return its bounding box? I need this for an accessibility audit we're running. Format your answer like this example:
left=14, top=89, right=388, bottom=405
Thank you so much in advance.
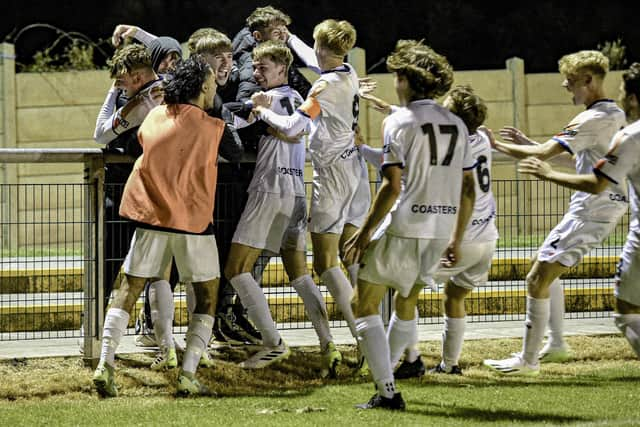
left=404, top=401, right=592, bottom=424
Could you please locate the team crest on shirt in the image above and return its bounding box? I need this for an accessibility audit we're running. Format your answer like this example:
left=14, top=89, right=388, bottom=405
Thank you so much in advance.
left=604, top=153, right=618, bottom=165
left=555, top=128, right=578, bottom=138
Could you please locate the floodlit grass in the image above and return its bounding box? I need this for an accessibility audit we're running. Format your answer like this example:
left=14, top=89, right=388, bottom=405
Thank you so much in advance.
left=1, top=335, right=639, bottom=426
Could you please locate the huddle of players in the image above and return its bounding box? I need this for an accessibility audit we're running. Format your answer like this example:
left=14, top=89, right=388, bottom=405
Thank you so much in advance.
left=90, top=4, right=640, bottom=412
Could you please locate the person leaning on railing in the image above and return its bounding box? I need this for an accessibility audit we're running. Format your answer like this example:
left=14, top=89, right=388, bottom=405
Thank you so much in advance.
left=93, top=43, right=165, bottom=313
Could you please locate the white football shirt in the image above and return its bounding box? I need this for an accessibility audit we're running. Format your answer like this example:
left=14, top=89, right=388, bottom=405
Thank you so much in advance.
left=383, top=99, right=475, bottom=239
left=238, top=85, right=306, bottom=196
left=464, top=131, right=499, bottom=242
left=297, top=64, right=360, bottom=168
left=595, top=119, right=640, bottom=235
left=552, top=99, right=627, bottom=220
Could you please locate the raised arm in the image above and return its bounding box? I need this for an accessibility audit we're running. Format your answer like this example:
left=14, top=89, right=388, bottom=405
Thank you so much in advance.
left=517, top=157, right=609, bottom=193
left=486, top=126, right=566, bottom=160
left=112, top=25, right=158, bottom=48
left=286, top=33, right=321, bottom=74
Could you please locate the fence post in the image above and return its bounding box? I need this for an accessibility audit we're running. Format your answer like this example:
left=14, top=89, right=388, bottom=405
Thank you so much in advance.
left=0, top=43, right=18, bottom=251
left=83, top=155, right=105, bottom=368
left=506, top=57, right=530, bottom=235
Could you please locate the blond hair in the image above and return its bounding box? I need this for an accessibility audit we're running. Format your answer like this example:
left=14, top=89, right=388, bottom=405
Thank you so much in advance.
left=193, top=32, right=232, bottom=56
left=313, top=19, right=356, bottom=57
left=108, top=44, right=152, bottom=78
left=246, top=6, right=291, bottom=32
left=446, top=85, right=487, bottom=133
left=386, top=40, right=453, bottom=99
left=252, top=40, right=293, bottom=70
left=558, top=50, right=609, bottom=78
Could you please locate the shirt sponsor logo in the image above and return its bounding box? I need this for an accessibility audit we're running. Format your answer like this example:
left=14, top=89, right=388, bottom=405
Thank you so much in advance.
left=556, top=128, right=578, bottom=138
left=411, top=204, right=457, bottom=214
left=609, top=193, right=627, bottom=202
left=278, top=167, right=303, bottom=177
left=471, top=211, right=496, bottom=225
left=340, top=146, right=359, bottom=159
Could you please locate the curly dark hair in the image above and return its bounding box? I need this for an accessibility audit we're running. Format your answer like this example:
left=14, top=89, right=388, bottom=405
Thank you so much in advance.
left=163, top=55, right=212, bottom=105
left=623, top=62, right=640, bottom=100
left=386, top=39, right=453, bottom=100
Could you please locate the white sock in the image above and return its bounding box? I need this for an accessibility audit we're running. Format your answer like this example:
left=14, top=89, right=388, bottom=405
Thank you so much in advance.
left=356, top=315, right=396, bottom=399
left=230, top=272, right=281, bottom=347
left=347, top=264, right=359, bottom=288
left=186, top=282, right=195, bottom=315
left=522, top=296, right=550, bottom=365
left=149, top=279, right=175, bottom=353
left=291, top=274, right=333, bottom=349
left=404, top=308, right=420, bottom=363
left=182, top=314, right=214, bottom=374
left=321, top=267, right=357, bottom=338
left=614, top=313, right=640, bottom=358
left=547, top=279, right=565, bottom=347
left=442, top=316, right=466, bottom=369
left=100, top=308, right=130, bottom=367
left=387, top=311, right=415, bottom=368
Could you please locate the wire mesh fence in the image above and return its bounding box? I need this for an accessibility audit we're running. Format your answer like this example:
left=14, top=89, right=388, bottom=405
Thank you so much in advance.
left=0, top=176, right=628, bottom=340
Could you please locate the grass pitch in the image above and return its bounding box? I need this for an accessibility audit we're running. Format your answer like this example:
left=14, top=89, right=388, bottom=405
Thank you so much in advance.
left=1, top=335, right=639, bottom=426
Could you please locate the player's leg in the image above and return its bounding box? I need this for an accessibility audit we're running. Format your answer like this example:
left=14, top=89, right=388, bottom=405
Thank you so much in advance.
left=431, top=281, right=471, bottom=374
left=484, top=258, right=567, bottom=375
left=612, top=246, right=640, bottom=358
left=312, top=232, right=358, bottom=338
left=354, top=279, right=405, bottom=410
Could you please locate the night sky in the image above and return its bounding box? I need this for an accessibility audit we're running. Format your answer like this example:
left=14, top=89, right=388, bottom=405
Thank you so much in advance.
left=3, top=0, right=639, bottom=73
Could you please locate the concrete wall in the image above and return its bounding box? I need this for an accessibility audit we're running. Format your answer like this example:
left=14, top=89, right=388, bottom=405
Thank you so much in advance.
left=0, top=43, right=628, bottom=249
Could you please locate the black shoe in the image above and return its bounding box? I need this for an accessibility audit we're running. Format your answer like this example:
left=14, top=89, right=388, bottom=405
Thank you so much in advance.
left=229, top=305, right=262, bottom=345
left=429, top=362, right=463, bottom=375
left=394, top=356, right=426, bottom=379
left=355, top=393, right=406, bottom=411
left=217, top=306, right=262, bottom=346
left=211, top=317, right=227, bottom=344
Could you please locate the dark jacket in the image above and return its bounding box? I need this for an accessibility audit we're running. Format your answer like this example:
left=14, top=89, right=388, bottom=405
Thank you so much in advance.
left=231, top=27, right=312, bottom=102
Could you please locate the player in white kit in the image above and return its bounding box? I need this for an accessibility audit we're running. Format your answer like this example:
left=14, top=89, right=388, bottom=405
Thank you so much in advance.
left=517, top=62, right=640, bottom=359
left=223, top=41, right=340, bottom=374
left=357, top=85, right=497, bottom=379
left=483, top=51, right=628, bottom=375
left=343, top=40, right=476, bottom=410
left=252, top=20, right=369, bottom=348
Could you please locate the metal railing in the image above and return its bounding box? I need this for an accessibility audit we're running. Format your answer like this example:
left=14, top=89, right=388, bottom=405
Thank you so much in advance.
left=0, top=149, right=629, bottom=366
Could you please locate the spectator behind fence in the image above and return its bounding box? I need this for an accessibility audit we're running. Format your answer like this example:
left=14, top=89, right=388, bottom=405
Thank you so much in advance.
left=92, top=55, right=224, bottom=398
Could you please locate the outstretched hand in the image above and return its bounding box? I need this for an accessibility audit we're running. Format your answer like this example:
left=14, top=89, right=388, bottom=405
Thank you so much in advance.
left=500, top=126, right=532, bottom=146
left=518, top=157, right=552, bottom=178
left=360, top=92, right=392, bottom=115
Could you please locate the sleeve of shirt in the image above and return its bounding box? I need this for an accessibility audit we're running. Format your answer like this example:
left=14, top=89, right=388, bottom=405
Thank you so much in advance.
left=381, top=118, right=405, bottom=170
left=593, top=131, right=634, bottom=185
left=462, top=126, right=476, bottom=170
left=134, top=28, right=158, bottom=47
left=287, top=34, right=321, bottom=74
left=550, top=114, right=601, bottom=155
left=93, top=89, right=120, bottom=145
left=257, top=107, right=311, bottom=137
left=360, top=144, right=383, bottom=168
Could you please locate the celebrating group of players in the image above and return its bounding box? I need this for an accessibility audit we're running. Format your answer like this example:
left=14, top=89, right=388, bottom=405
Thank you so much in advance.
left=88, top=5, right=640, bottom=411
